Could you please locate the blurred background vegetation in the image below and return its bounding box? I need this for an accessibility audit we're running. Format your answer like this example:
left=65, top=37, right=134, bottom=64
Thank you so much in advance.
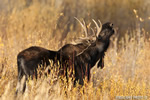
left=0, top=0, right=150, bottom=44
left=0, top=0, right=150, bottom=99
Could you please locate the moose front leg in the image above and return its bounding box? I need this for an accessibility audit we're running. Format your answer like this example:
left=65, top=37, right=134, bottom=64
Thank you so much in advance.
left=97, top=54, right=104, bottom=69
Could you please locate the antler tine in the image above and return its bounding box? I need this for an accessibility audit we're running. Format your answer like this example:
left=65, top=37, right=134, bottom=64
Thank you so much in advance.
left=90, top=28, right=96, bottom=37
left=98, top=19, right=102, bottom=32
left=74, top=17, right=88, bottom=37
left=92, top=19, right=102, bottom=37
left=82, top=20, right=88, bottom=37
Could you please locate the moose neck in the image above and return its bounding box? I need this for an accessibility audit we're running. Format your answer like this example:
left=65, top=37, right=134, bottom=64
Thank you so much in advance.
left=75, top=39, right=109, bottom=70
left=96, top=36, right=110, bottom=51
left=91, top=38, right=110, bottom=66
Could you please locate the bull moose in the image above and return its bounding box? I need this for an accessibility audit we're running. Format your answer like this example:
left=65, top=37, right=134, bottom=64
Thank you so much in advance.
left=15, top=18, right=114, bottom=94
left=15, top=18, right=99, bottom=94
left=73, top=22, right=114, bottom=85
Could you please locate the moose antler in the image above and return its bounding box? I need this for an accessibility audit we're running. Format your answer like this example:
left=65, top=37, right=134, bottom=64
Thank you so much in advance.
left=73, top=18, right=102, bottom=45
left=92, top=19, right=102, bottom=37
left=74, top=17, right=88, bottom=37
left=90, top=27, right=95, bottom=36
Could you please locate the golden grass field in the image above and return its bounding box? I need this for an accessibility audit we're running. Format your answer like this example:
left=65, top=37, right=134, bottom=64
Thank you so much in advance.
left=0, top=0, right=150, bottom=100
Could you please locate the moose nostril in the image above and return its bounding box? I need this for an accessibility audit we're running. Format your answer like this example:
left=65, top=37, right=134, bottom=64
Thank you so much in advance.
left=112, top=30, right=115, bottom=33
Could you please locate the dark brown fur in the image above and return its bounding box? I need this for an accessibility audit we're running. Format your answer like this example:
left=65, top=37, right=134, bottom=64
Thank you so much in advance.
left=16, top=22, right=114, bottom=94
left=72, top=22, right=114, bottom=85
left=16, top=41, right=90, bottom=94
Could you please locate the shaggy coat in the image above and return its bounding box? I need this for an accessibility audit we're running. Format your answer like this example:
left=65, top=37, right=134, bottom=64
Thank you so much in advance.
left=73, top=22, right=114, bottom=85
left=16, top=22, right=113, bottom=94
left=16, top=41, right=90, bottom=94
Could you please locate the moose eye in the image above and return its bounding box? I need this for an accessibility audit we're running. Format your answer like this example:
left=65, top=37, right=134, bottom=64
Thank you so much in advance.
left=101, top=32, right=105, bottom=37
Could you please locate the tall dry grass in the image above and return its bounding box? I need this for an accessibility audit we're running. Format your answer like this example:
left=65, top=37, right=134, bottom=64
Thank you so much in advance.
left=0, top=0, right=150, bottom=100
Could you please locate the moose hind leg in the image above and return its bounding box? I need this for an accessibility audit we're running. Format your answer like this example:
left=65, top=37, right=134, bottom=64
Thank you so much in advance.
left=16, top=75, right=27, bottom=95
left=16, top=58, right=28, bottom=94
